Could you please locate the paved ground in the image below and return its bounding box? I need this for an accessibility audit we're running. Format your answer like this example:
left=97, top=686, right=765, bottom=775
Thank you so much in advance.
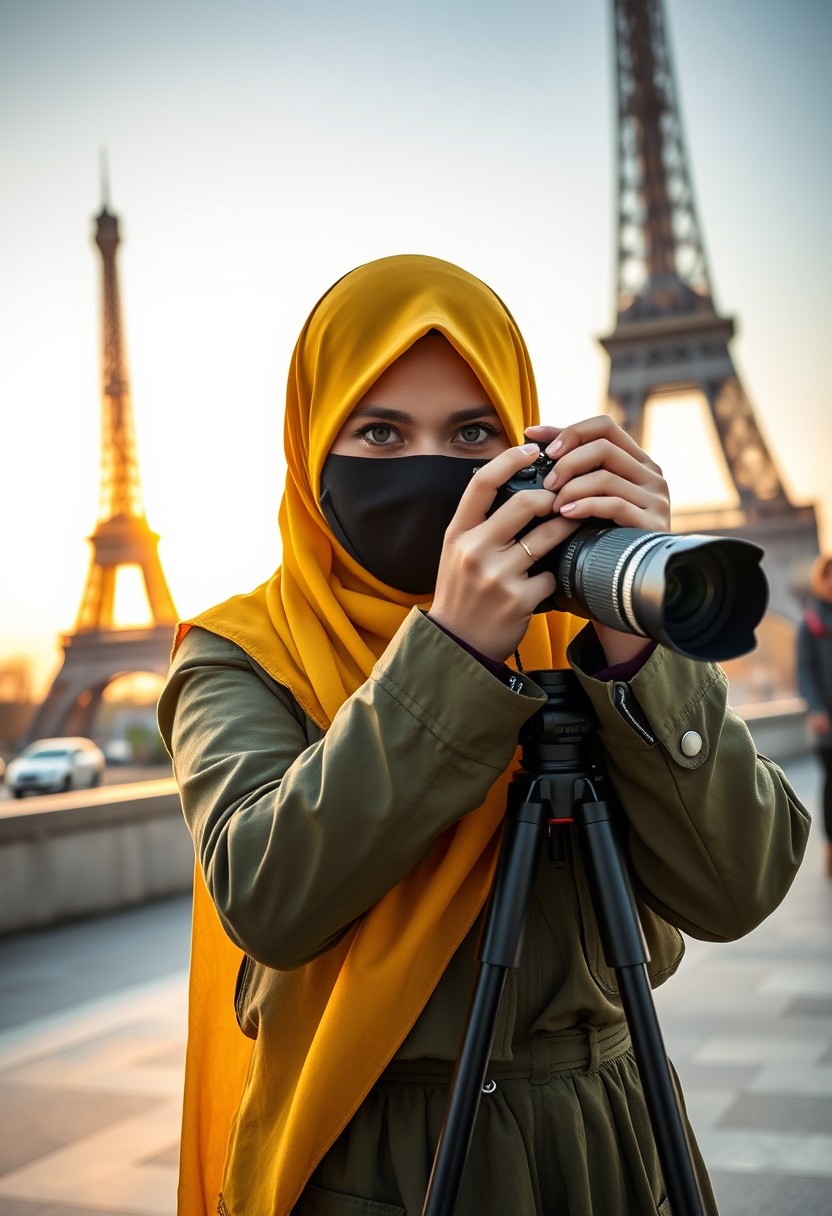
left=0, top=756, right=829, bottom=1215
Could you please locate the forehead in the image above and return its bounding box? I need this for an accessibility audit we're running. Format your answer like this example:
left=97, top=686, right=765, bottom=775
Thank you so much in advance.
left=354, top=333, right=494, bottom=416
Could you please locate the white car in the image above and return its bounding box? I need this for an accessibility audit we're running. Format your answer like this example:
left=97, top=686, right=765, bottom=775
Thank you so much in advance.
left=103, top=738, right=134, bottom=765
left=6, top=737, right=106, bottom=798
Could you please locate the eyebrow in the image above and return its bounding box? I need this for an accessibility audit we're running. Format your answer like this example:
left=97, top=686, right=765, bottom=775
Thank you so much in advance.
left=350, top=404, right=500, bottom=424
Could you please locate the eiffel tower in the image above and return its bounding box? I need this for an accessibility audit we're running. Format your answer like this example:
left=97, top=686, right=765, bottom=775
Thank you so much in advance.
left=25, top=182, right=178, bottom=743
left=600, top=0, right=819, bottom=624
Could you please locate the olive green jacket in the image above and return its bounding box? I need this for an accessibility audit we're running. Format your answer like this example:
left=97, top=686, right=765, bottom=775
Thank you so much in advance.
left=158, top=607, right=809, bottom=1058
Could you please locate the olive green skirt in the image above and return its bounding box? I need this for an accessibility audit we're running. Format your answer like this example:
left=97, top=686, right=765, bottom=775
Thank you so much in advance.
left=296, top=1022, right=718, bottom=1216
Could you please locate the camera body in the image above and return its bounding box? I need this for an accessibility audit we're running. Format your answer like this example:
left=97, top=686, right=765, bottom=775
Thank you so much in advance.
left=493, top=447, right=558, bottom=501
left=490, top=446, right=612, bottom=608
left=490, top=446, right=767, bottom=662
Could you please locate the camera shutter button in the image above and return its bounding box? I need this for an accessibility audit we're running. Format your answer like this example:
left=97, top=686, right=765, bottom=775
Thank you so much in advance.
left=680, top=730, right=703, bottom=757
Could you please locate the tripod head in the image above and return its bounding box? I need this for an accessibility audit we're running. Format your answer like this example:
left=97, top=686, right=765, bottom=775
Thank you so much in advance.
left=518, top=669, right=597, bottom=776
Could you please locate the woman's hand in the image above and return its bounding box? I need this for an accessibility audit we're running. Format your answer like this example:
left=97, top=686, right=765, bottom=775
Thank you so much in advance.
left=525, top=417, right=671, bottom=666
left=430, top=443, right=581, bottom=661
left=525, top=416, right=670, bottom=530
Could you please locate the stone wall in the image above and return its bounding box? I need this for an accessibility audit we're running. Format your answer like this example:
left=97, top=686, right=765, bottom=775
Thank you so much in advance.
left=0, top=779, right=192, bottom=935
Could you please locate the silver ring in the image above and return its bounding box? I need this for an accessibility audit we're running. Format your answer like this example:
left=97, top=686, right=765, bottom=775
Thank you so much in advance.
left=518, top=538, right=536, bottom=562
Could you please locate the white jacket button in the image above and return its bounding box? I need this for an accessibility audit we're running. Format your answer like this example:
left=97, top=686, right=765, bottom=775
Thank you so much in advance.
left=680, top=730, right=703, bottom=757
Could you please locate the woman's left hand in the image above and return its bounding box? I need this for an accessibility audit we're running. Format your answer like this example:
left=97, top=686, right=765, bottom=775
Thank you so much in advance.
left=525, top=417, right=671, bottom=666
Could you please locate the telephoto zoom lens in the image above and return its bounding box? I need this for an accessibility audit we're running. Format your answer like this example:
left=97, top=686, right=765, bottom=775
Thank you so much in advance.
left=539, top=525, right=767, bottom=662
left=489, top=447, right=768, bottom=661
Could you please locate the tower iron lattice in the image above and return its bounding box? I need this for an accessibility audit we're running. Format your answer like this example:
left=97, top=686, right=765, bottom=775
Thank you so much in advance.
left=26, top=189, right=177, bottom=743
left=600, top=0, right=818, bottom=622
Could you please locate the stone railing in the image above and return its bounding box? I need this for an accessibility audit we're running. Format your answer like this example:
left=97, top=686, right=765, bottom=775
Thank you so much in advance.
left=738, top=698, right=812, bottom=762
left=0, top=779, right=192, bottom=935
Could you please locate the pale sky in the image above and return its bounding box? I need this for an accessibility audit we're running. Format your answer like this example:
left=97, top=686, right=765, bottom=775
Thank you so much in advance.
left=1, top=0, right=830, bottom=696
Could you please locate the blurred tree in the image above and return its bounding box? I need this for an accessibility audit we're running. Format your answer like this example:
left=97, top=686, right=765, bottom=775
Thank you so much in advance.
left=0, top=657, right=33, bottom=704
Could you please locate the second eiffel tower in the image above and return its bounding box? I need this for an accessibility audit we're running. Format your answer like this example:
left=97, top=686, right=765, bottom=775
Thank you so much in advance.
left=26, top=184, right=178, bottom=743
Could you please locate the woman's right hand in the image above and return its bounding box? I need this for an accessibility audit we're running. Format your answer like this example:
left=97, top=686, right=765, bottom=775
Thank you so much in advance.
left=430, top=442, right=578, bottom=661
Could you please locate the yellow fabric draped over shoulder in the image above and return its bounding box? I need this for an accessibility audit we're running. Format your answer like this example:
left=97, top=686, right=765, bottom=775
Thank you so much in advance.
left=173, top=255, right=584, bottom=1215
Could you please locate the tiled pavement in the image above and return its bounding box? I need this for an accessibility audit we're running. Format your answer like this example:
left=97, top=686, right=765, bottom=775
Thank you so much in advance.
left=0, top=901, right=190, bottom=1216
left=0, top=756, right=829, bottom=1215
left=653, top=755, right=832, bottom=1214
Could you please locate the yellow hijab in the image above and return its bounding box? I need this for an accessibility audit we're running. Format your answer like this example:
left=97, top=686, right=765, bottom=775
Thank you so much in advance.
left=175, top=255, right=583, bottom=1215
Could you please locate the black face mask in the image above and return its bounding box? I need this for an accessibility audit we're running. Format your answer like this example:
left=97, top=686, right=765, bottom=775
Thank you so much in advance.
left=319, top=454, right=487, bottom=595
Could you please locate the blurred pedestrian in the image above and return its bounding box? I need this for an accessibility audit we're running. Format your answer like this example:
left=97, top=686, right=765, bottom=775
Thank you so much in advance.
left=797, top=553, right=832, bottom=877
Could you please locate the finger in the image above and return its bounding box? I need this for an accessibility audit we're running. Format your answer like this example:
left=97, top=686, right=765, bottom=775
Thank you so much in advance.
left=448, top=443, right=542, bottom=533
left=524, top=424, right=563, bottom=443
left=544, top=438, right=663, bottom=492
left=520, top=569, right=557, bottom=611
left=551, top=446, right=670, bottom=528
left=469, top=487, right=555, bottom=551
left=495, top=563, right=557, bottom=615
left=558, top=495, right=664, bottom=529
left=553, top=470, right=658, bottom=514
left=511, top=516, right=580, bottom=567
left=543, top=415, right=659, bottom=469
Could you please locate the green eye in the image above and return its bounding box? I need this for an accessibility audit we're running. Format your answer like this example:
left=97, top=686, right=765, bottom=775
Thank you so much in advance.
left=365, top=425, right=393, bottom=444
left=457, top=423, right=497, bottom=444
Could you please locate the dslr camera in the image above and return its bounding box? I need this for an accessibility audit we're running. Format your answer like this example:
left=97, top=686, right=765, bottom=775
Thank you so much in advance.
left=492, top=447, right=767, bottom=662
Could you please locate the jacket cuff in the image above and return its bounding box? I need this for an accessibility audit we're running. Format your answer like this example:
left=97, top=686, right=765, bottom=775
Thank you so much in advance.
left=373, top=607, right=546, bottom=767
left=422, top=611, right=516, bottom=686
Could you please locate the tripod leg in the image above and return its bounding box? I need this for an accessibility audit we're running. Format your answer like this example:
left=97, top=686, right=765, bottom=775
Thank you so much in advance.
left=575, top=778, right=707, bottom=1216
left=422, top=786, right=548, bottom=1216
left=421, top=966, right=507, bottom=1216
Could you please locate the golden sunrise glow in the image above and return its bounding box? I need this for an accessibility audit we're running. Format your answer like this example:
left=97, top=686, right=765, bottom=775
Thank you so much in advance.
left=102, top=672, right=165, bottom=705
left=642, top=392, right=741, bottom=514
left=111, top=564, right=154, bottom=630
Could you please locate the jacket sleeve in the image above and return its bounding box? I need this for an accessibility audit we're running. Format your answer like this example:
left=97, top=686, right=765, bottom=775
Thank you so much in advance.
left=568, top=626, right=811, bottom=943
left=157, top=607, right=545, bottom=970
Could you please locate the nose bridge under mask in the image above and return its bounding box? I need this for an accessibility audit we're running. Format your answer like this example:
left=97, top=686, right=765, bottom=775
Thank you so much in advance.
left=318, top=454, right=487, bottom=595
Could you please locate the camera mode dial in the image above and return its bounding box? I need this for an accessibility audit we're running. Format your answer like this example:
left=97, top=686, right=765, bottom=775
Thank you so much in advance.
left=492, top=445, right=555, bottom=510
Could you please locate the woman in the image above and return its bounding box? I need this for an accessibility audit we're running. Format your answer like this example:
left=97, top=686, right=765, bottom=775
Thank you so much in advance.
left=797, top=553, right=832, bottom=877
left=158, top=254, right=809, bottom=1216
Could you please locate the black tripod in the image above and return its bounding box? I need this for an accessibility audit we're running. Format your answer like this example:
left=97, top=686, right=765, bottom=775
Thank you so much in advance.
left=422, top=669, right=706, bottom=1216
